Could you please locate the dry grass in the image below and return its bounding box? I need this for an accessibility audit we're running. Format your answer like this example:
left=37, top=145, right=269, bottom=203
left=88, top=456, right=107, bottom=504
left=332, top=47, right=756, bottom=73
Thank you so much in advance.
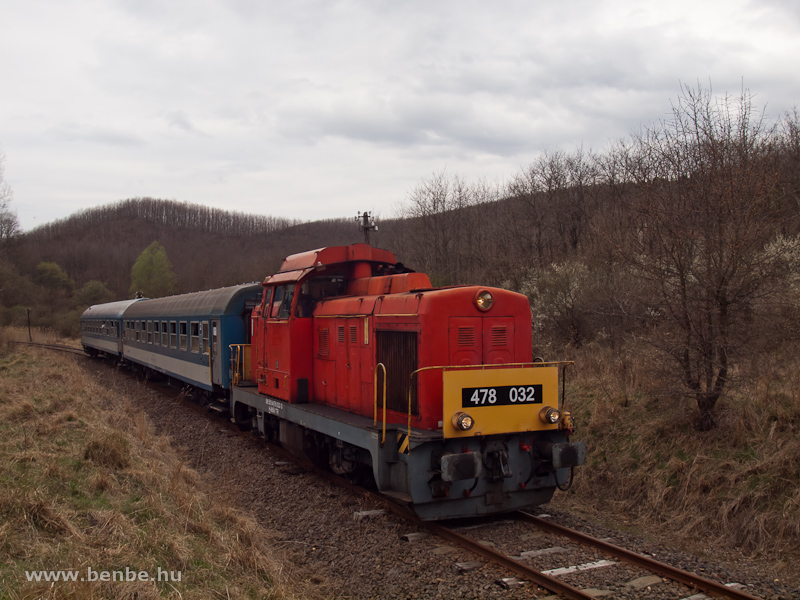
left=559, top=335, right=800, bottom=578
left=2, top=325, right=82, bottom=347
left=0, top=328, right=327, bottom=599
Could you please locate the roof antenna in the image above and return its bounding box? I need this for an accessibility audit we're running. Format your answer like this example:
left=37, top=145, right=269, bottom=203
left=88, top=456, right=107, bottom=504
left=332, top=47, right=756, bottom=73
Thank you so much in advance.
left=356, top=211, right=378, bottom=245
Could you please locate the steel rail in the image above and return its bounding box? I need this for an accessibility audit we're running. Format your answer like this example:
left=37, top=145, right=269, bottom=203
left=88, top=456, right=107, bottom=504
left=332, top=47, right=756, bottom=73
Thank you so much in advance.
left=517, top=511, right=763, bottom=600
left=424, top=520, right=597, bottom=600
left=12, top=341, right=87, bottom=357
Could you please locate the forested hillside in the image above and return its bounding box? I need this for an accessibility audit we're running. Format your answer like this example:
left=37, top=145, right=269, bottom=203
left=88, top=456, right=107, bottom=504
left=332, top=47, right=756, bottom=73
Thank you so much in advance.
left=0, top=198, right=365, bottom=333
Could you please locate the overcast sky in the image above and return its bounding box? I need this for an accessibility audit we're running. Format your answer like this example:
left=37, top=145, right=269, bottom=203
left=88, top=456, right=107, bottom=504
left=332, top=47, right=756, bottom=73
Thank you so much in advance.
left=2, top=0, right=799, bottom=232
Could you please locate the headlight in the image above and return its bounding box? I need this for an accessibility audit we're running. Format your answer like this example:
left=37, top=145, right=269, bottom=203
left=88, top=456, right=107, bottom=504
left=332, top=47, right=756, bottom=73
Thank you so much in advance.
left=539, top=407, right=561, bottom=425
left=452, top=412, right=475, bottom=431
left=474, top=290, right=493, bottom=312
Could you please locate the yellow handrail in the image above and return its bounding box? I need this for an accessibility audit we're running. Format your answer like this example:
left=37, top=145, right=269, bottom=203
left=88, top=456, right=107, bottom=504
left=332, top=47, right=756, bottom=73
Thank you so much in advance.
left=229, top=344, right=249, bottom=386
left=373, top=363, right=387, bottom=444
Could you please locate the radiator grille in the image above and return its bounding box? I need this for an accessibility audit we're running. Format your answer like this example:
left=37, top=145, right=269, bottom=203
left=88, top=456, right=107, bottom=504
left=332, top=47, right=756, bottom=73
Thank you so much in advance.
left=376, top=331, right=418, bottom=415
left=350, top=326, right=358, bottom=345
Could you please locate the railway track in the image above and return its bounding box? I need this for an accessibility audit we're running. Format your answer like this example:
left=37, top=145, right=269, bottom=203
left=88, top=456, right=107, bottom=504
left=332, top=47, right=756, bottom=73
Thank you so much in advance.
left=339, top=488, right=763, bottom=600
left=74, top=350, right=770, bottom=600
left=12, top=340, right=88, bottom=357
left=439, top=512, right=762, bottom=600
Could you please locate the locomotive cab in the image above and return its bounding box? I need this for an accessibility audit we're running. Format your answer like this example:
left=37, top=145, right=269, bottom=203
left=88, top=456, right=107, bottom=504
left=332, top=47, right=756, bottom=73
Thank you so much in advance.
left=250, top=244, right=404, bottom=403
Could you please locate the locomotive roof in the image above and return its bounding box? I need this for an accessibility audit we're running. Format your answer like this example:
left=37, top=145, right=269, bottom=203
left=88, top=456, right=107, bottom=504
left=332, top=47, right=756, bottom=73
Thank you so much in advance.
left=80, top=298, right=146, bottom=320
left=277, top=244, right=397, bottom=273
left=123, top=283, right=261, bottom=318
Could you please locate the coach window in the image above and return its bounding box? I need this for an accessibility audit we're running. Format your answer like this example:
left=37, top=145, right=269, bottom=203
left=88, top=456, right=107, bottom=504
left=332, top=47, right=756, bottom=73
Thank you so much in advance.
left=161, top=321, right=168, bottom=346
left=153, top=321, right=160, bottom=345
left=170, top=321, right=177, bottom=348
left=147, top=320, right=153, bottom=344
left=202, top=322, right=210, bottom=355
left=135, top=321, right=140, bottom=342
left=180, top=322, right=187, bottom=351
left=190, top=322, right=200, bottom=353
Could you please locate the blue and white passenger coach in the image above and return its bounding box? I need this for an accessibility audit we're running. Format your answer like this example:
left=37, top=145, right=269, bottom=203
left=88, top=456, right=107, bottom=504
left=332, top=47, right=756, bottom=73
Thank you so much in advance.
left=81, top=298, right=146, bottom=359
left=119, top=284, right=262, bottom=393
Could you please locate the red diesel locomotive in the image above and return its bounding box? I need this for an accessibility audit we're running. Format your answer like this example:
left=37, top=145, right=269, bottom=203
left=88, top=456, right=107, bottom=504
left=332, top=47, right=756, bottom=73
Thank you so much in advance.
left=228, top=243, right=585, bottom=519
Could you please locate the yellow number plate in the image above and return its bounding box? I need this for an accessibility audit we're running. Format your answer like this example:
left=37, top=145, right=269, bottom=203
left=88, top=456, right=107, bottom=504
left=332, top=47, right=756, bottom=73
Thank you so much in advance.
left=442, top=367, right=559, bottom=438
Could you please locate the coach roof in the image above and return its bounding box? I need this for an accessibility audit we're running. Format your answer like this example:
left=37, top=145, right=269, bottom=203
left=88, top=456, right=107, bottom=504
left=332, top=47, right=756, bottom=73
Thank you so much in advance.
left=123, top=284, right=261, bottom=319
left=81, top=298, right=146, bottom=320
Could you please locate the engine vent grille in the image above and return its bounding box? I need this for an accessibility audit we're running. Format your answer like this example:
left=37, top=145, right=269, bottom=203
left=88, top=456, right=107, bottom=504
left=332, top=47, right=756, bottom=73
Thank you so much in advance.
left=457, top=327, right=475, bottom=347
left=318, top=328, right=330, bottom=358
left=490, top=326, right=508, bottom=347
left=350, top=326, right=358, bottom=345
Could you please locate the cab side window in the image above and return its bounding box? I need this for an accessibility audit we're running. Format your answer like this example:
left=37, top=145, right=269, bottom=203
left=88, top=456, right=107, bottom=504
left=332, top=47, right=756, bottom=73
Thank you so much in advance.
left=269, top=286, right=283, bottom=319
left=277, top=285, right=294, bottom=320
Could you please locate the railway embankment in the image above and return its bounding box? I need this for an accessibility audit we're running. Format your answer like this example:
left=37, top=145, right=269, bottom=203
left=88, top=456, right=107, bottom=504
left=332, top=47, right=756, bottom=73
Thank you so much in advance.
left=556, top=340, right=800, bottom=591
left=0, top=332, right=327, bottom=600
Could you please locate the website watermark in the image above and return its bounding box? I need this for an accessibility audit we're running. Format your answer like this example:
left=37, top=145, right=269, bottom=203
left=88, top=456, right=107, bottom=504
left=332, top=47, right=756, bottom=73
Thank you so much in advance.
left=25, top=567, right=181, bottom=583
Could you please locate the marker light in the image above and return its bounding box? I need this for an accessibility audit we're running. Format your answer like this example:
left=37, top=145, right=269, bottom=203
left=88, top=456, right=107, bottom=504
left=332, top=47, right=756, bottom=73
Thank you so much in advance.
left=474, top=290, right=494, bottom=312
left=452, top=412, right=475, bottom=431
left=539, top=407, right=561, bottom=425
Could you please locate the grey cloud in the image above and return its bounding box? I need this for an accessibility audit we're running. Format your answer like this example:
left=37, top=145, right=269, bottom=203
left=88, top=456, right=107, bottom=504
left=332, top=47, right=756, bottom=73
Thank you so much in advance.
left=165, top=111, right=207, bottom=136
left=49, top=124, right=145, bottom=147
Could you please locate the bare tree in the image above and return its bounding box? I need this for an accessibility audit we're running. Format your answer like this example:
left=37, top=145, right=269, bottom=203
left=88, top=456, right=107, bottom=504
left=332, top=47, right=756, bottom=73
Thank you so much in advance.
left=396, top=170, right=480, bottom=285
left=0, top=149, right=20, bottom=248
left=618, top=83, right=796, bottom=430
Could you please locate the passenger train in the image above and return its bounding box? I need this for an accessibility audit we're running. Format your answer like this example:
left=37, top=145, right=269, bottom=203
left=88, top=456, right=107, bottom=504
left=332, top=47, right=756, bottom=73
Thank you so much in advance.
left=81, top=243, right=585, bottom=520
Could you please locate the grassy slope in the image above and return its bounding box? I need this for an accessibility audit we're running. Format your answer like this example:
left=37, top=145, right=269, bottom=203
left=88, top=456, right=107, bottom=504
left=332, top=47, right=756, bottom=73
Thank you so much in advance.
left=558, top=339, right=800, bottom=583
left=0, top=330, right=323, bottom=600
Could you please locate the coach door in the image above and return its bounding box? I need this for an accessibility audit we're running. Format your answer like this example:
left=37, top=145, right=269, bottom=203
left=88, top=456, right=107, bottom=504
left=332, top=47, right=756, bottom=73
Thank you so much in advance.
left=211, top=319, right=221, bottom=385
